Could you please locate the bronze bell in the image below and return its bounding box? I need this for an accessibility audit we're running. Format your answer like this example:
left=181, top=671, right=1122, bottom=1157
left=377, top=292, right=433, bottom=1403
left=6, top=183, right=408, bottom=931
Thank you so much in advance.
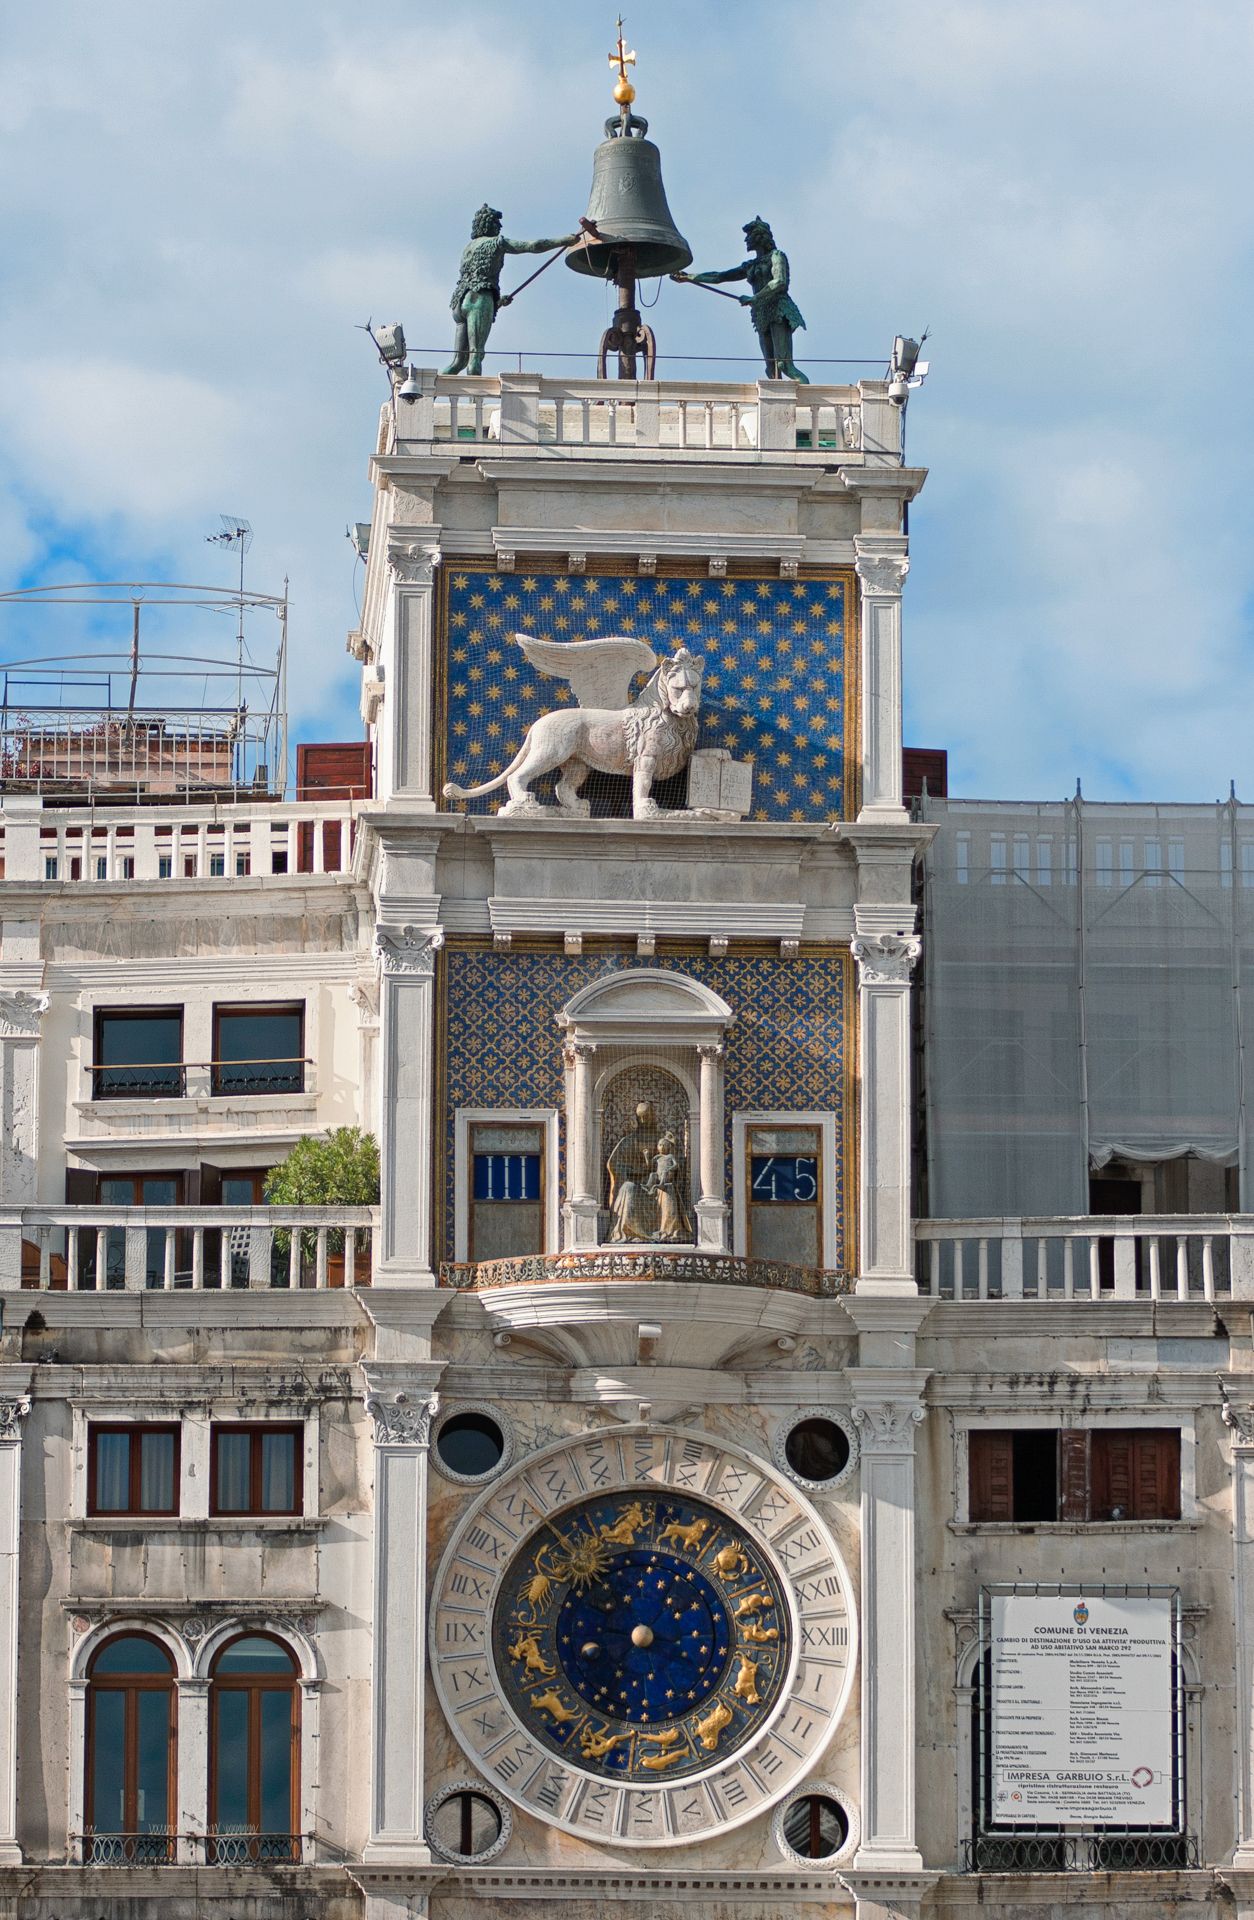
left=567, top=114, right=692, bottom=282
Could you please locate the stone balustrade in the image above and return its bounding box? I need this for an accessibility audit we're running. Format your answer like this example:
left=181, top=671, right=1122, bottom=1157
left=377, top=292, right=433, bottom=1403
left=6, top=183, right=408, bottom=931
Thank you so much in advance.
left=1, top=1205, right=378, bottom=1290
left=0, top=797, right=360, bottom=883
left=916, top=1213, right=1254, bottom=1301
left=439, top=1247, right=851, bottom=1297
left=388, top=369, right=903, bottom=465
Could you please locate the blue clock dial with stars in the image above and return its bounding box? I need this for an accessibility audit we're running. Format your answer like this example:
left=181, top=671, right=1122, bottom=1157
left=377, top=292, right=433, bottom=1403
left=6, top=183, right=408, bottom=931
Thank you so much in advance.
left=492, top=1490, right=791, bottom=1780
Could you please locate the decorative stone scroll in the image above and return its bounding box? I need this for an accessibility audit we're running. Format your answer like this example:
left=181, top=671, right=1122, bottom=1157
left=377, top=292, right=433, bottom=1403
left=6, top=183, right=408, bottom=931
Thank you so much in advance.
left=851, top=932, right=922, bottom=987
left=375, top=925, right=445, bottom=977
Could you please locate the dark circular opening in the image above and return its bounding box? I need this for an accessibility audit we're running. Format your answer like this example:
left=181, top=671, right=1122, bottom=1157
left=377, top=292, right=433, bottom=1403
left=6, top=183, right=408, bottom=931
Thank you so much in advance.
left=784, top=1416, right=850, bottom=1483
left=436, top=1410, right=505, bottom=1478
left=782, top=1793, right=848, bottom=1859
left=430, top=1788, right=501, bottom=1858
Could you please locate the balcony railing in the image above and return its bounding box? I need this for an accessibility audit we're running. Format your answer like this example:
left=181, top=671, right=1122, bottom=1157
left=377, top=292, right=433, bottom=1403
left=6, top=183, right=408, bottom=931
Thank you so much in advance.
left=206, top=1828, right=301, bottom=1865
left=916, top=1214, right=1254, bottom=1301
left=81, top=1828, right=176, bottom=1866
left=77, top=1828, right=303, bottom=1866
left=0, top=797, right=359, bottom=878
left=440, top=1248, right=851, bottom=1297
left=88, top=1056, right=309, bottom=1100
left=389, top=370, right=904, bottom=467
left=6, top=1206, right=378, bottom=1291
left=964, top=1829, right=1198, bottom=1873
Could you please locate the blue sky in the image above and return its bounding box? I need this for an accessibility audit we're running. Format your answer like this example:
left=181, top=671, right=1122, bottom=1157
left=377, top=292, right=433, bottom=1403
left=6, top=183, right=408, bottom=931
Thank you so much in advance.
left=2, top=0, right=1252, bottom=801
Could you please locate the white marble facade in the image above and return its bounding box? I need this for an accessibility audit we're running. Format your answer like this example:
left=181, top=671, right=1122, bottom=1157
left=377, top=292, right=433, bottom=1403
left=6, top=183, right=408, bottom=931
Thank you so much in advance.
left=0, top=363, right=1242, bottom=1920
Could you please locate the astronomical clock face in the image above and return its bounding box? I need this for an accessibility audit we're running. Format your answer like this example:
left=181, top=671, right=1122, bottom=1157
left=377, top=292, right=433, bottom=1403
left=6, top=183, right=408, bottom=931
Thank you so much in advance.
left=430, top=1427, right=855, bottom=1846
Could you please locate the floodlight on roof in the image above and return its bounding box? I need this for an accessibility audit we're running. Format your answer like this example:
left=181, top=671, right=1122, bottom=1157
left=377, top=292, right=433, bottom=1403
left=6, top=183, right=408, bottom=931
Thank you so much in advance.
left=359, top=318, right=408, bottom=371
left=887, top=330, right=930, bottom=405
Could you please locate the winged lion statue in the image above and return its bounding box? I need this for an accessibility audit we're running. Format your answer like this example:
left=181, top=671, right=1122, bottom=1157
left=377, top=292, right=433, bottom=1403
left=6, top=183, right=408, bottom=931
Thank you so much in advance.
left=442, top=634, right=705, bottom=819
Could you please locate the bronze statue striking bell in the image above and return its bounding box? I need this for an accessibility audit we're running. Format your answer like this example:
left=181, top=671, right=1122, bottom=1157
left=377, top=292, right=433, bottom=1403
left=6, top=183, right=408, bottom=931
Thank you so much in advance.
left=567, top=115, right=692, bottom=281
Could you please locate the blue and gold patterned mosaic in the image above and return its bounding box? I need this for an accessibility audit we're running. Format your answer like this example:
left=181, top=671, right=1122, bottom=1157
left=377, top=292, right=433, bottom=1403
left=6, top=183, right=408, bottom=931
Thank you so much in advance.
left=437, top=564, right=853, bottom=824
left=438, top=942, right=852, bottom=1267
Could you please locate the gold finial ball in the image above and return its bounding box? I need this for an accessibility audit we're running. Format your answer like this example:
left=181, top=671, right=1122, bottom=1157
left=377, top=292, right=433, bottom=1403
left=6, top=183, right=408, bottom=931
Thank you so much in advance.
left=613, top=76, right=636, bottom=105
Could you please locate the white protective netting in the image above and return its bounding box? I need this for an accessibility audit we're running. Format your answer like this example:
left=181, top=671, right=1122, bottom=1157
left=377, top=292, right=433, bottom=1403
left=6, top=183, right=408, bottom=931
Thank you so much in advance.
left=919, top=796, right=1254, bottom=1217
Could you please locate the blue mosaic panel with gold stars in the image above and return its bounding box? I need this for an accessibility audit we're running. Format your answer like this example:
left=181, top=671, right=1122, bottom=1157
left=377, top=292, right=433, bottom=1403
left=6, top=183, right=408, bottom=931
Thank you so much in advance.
left=438, top=941, right=852, bottom=1268
left=492, top=1489, right=790, bottom=1780
left=437, top=563, right=853, bottom=824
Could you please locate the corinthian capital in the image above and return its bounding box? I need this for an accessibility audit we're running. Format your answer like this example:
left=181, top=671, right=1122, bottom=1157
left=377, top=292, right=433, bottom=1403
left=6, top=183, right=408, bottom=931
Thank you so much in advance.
left=851, top=1397, right=925, bottom=1451
left=0, top=1398, right=31, bottom=1440
left=851, top=932, right=922, bottom=987
left=0, top=991, right=49, bottom=1038
left=364, top=1386, right=441, bottom=1448
left=1223, top=1399, right=1254, bottom=1449
left=375, top=924, right=445, bottom=977
left=855, top=552, right=910, bottom=597
left=387, top=540, right=442, bottom=586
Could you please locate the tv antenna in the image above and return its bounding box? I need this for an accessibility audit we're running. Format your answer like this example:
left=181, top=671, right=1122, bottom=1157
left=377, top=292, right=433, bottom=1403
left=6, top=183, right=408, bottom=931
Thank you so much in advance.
left=206, top=516, right=253, bottom=720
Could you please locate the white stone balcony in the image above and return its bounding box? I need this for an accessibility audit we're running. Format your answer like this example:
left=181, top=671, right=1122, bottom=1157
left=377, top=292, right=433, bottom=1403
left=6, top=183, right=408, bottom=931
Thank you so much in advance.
left=387, top=368, right=904, bottom=467
left=2, top=1205, right=378, bottom=1291
left=0, top=796, right=361, bottom=883
left=916, top=1214, right=1254, bottom=1301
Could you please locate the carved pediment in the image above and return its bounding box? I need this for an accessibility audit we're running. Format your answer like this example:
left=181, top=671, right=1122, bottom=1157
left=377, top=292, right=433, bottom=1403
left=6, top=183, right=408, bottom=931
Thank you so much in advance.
left=559, top=968, right=732, bottom=1043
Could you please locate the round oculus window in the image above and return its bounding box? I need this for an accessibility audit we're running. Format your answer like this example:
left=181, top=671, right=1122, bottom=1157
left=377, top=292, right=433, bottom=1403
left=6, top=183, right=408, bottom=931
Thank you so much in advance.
left=434, top=1407, right=511, bottom=1483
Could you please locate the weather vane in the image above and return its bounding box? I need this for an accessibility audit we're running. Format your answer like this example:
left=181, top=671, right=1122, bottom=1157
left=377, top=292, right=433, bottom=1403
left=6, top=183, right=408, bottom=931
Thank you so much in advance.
left=609, top=16, right=637, bottom=108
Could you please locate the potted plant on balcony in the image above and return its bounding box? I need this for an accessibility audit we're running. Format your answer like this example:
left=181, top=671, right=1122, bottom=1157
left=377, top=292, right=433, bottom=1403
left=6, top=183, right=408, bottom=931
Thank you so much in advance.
left=263, top=1127, right=380, bottom=1286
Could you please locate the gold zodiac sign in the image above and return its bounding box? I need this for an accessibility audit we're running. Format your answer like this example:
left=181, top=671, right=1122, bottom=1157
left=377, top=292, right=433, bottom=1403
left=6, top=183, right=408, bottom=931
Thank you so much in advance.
left=546, top=1526, right=611, bottom=1593
left=580, top=1722, right=631, bottom=1760
left=516, top=1546, right=558, bottom=1621
left=638, top=1726, right=685, bottom=1771
left=598, top=1498, right=647, bottom=1547
left=733, top=1653, right=762, bottom=1705
left=658, top=1516, right=710, bottom=1552
left=740, top=1621, right=779, bottom=1644
left=508, top=1631, right=556, bottom=1678
left=711, top=1541, right=752, bottom=1581
left=734, top=1592, right=771, bottom=1618
left=694, top=1699, right=734, bottom=1751
left=531, top=1688, right=579, bottom=1724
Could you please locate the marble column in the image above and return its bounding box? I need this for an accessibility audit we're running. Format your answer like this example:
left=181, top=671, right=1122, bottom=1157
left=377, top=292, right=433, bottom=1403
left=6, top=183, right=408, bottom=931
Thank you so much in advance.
left=851, top=913, right=921, bottom=1292
left=854, top=540, right=909, bottom=823
left=563, top=1041, right=599, bottom=1250
left=847, top=1367, right=929, bottom=1877
left=1225, top=1391, right=1254, bottom=1865
left=375, top=927, right=442, bottom=1286
left=385, top=534, right=441, bottom=807
left=362, top=1367, right=442, bottom=1864
left=0, top=1388, right=31, bottom=1863
left=695, top=1042, right=727, bottom=1250
left=0, top=992, right=47, bottom=1213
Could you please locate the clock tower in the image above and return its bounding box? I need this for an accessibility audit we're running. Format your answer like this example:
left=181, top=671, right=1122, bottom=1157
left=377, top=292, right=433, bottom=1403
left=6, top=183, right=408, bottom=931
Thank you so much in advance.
left=350, top=45, right=929, bottom=1920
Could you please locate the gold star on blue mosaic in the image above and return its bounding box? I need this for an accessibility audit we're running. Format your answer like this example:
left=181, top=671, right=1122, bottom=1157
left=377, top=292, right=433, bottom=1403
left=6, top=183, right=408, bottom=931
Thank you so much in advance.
left=441, top=566, right=848, bottom=823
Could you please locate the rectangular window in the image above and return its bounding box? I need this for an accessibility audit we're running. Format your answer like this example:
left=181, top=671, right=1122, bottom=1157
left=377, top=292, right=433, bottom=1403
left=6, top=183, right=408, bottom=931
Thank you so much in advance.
left=989, top=834, right=1007, bottom=885
left=745, top=1123, right=822, bottom=1268
left=209, top=852, right=225, bottom=877
left=158, top=854, right=173, bottom=880
left=1144, top=837, right=1162, bottom=887
left=94, top=856, right=108, bottom=881
left=1242, top=841, right=1254, bottom=890
left=271, top=847, right=289, bottom=875
left=93, top=1007, right=184, bottom=1099
left=1168, top=837, right=1185, bottom=882
left=210, top=1424, right=302, bottom=1516
left=44, top=856, right=58, bottom=880
left=212, top=1004, right=304, bottom=1096
left=1095, top=838, right=1113, bottom=887
left=1119, top=838, right=1135, bottom=886
left=1012, top=833, right=1030, bottom=882
left=469, top=1121, right=545, bottom=1260
left=954, top=831, right=969, bottom=885
left=1036, top=837, right=1052, bottom=887
left=88, top=1424, right=180, bottom=1515
left=121, top=856, right=135, bottom=880
left=969, top=1427, right=1181, bottom=1522
left=235, top=851, right=250, bottom=877
left=1222, top=840, right=1234, bottom=889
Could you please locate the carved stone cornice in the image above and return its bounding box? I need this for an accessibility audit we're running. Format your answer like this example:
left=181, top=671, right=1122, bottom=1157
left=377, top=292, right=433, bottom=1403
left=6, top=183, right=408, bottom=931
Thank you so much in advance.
left=0, top=991, right=49, bottom=1038
left=0, top=1399, right=31, bottom=1440
left=375, top=925, right=444, bottom=978
left=854, top=553, right=910, bottom=597
left=387, top=540, right=442, bottom=587
left=851, top=932, right=922, bottom=986
left=364, top=1384, right=440, bottom=1449
left=851, top=1398, right=926, bottom=1452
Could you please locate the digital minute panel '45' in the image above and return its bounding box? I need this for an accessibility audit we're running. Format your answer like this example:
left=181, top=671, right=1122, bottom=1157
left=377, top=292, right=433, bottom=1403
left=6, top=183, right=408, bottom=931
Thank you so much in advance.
left=749, top=1155, right=818, bottom=1202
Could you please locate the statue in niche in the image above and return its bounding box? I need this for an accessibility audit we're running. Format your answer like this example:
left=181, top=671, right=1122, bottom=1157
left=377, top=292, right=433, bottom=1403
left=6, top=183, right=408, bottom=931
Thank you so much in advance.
left=645, top=1133, right=693, bottom=1243
left=676, top=217, right=808, bottom=383
left=442, top=635, right=704, bottom=820
left=606, top=1101, right=658, bottom=1243
left=443, top=204, right=580, bottom=376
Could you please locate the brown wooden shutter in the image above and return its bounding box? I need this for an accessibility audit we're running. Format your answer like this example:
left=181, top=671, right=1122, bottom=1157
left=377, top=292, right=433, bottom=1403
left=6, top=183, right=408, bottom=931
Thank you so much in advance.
left=1135, top=1429, right=1181, bottom=1519
left=1091, top=1431, right=1133, bottom=1520
left=65, top=1167, right=96, bottom=1204
left=1058, top=1430, right=1090, bottom=1521
left=969, top=1432, right=1015, bottom=1521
